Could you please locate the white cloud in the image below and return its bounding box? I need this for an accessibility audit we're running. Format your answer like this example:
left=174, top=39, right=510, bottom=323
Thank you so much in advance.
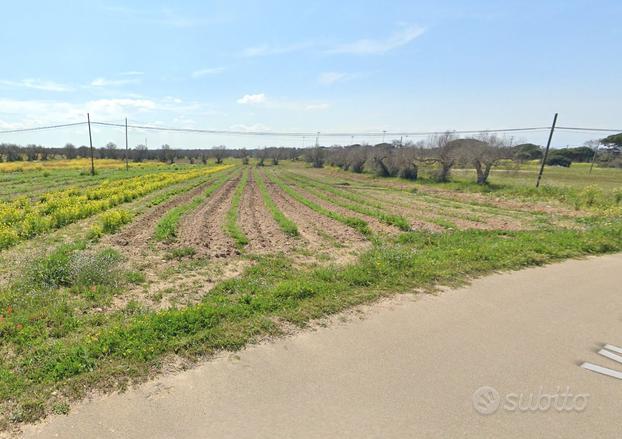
left=0, top=78, right=73, bottom=92
left=90, top=77, right=141, bottom=87
left=318, top=72, right=358, bottom=86
left=236, top=93, right=329, bottom=112
left=237, top=93, right=267, bottom=105
left=240, top=42, right=312, bottom=57
left=192, top=67, right=225, bottom=78
left=327, top=25, right=425, bottom=55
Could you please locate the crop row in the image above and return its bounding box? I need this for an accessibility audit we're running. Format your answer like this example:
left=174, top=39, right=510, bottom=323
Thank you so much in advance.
left=265, top=170, right=372, bottom=236
left=281, top=172, right=411, bottom=231
left=154, top=168, right=238, bottom=242
left=0, top=165, right=232, bottom=249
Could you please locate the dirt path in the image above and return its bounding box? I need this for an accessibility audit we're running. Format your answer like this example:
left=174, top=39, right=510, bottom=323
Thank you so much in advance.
left=176, top=177, right=239, bottom=258
left=22, top=254, right=622, bottom=439
left=239, top=170, right=294, bottom=254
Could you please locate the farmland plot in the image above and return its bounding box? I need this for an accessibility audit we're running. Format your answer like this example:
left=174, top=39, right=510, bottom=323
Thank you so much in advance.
left=0, top=159, right=621, bottom=432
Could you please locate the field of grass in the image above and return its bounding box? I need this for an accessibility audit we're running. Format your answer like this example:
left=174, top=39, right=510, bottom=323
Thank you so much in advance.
left=0, top=159, right=620, bottom=431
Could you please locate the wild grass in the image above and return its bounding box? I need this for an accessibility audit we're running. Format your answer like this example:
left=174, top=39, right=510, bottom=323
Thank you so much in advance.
left=2, top=220, right=622, bottom=427
left=225, top=167, right=249, bottom=248
left=254, top=169, right=299, bottom=237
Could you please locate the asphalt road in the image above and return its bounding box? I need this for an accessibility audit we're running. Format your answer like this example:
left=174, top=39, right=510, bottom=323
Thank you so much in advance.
left=22, top=254, right=622, bottom=438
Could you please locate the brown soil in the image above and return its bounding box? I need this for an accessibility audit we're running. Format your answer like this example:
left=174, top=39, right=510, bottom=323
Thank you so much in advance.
left=260, top=170, right=369, bottom=263
left=284, top=181, right=399, bottom=235
left=239, top=170, right=295, bottom=254
left=360, top=189, right=529, bottom=231
left=175, top=177, right=239, bottom=257
left=106, top=179, right=216, bottom=254
left=300, top=167, right=581, bottom=217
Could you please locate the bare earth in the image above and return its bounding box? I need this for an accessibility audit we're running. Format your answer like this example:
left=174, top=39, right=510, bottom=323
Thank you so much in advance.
left=21, top=254, right=622, bottom=439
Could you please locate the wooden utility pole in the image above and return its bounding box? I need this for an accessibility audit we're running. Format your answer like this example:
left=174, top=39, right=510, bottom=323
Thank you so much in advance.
left=589, top=145, right=598, bottom=175
left=536, top=113, right=558, bottom=188
left=87, top=113, right=95, bottom=176
left=125, top=117, right=129, bottom=171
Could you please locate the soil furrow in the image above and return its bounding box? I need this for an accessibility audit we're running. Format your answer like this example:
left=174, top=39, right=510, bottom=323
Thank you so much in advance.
left=176, top=177, right=239, bottom=257
left=239, top=171, right=294, bottom=254
left=109, top=178, right=216, bottom=251
left=261, top=172, right=368, bottom=259
left=281, top=178, right=399, bottom=235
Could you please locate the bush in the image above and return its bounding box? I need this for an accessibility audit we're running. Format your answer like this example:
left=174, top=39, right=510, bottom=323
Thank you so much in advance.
left=23, top=245, right=123, bottom=291
left=546, top=155, right=572, bottom=167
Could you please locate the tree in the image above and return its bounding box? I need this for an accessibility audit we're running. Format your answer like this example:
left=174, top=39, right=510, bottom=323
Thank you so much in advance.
left=64, top=143, right=77, bottom=159
left=105, top=142, right=118, bottom=159
left=159, top=144, right=174, bottom=163
left=212, top=146, right=226, bottom=164
left=133, top=144, right=148, bottom=162
left=462, top=134, right=511, bottom=185
left=601, top=133, right=622, bottom=147
left=513, top=143, right=543, bottom=162
left=305, top=146, right=325, bottom=168
left=418, top=132, right=458, bottom=182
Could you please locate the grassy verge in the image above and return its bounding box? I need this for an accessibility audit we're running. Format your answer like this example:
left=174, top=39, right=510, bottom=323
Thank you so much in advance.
left=254, top=169, right=299, bottom=237
left=266, top=170, right=372, bottom=237
left=283, top=171, right=411, bottom=231
left=154, top=169, right=237, bottom=242
left=225, top=167, right=249, bottom=248
left=2, top=220, right=622, bottom=428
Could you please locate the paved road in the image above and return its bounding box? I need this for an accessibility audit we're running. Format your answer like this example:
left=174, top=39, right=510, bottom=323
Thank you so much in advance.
left=23, top=254, right=622, bottom=438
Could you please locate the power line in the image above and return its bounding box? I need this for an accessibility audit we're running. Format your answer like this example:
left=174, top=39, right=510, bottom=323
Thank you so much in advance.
left=556, top=126, right=622, bottom=133
left=0, top=120, right=619, bottom=137
left=0, top=122, right=86, bottom=134
left=92, top=121, right=551, bottom=138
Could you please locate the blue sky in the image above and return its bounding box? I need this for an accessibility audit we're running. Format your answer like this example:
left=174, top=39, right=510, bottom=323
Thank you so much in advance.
left=0, top=0, right=620, bottom=148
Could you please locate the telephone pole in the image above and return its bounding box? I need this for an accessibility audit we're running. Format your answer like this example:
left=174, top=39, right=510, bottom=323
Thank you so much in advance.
left=125, top=117, right=129, bottom=171
left=536, top=113, right=558, bottom=188
left=87, top=113, right=95, bottom=176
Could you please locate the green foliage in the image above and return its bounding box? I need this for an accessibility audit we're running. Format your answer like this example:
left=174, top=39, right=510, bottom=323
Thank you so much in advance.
left=601, top=133, right=622, bottom=147
left=154, top=169, right=235, bottom=241
left=165, top=246, right=197, bottom=260
left=282, top=172, right=411, bottom=231
left=225, top=168, right=249, bottom=247
left=266, top=171, right=372, bottom=236
left=21, top=244, right=123, bottom=291
left=546, top=155, right=572, bottom=167
left=254, top=169, right=299, bottom=237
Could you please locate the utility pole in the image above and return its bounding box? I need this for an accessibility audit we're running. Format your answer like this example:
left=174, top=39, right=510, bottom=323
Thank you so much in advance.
left=589, top=145, right=599, bottom=175
left=87, top=113, right=95, bottom=176
left=125, top=117, right=129, bottom=171
left=536, top=113, right=558, bottom=188
left=315, top=131, right=320, bottom=147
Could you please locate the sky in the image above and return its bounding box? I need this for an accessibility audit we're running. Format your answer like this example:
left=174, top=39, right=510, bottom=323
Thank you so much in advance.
left=0, top=0, right=620, bottom=149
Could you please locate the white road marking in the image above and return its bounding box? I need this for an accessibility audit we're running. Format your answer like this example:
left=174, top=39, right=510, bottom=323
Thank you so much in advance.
left=603, top=344, right=622, bottom=355
left=598, top=349, right=622, bottom=365
left=581, top=362, right=622, bottom=380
